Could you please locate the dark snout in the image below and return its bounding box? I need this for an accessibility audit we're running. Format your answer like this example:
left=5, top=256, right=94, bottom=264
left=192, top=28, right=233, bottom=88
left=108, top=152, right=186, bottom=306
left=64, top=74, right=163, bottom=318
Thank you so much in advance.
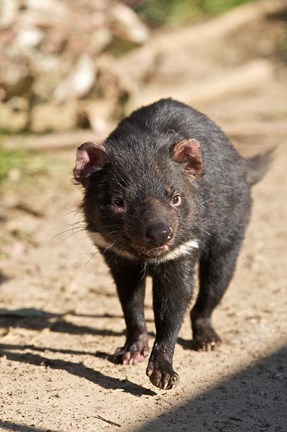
left=126, top=196, right=178, bottom=258
left=146, top=222, right=173, bottom=247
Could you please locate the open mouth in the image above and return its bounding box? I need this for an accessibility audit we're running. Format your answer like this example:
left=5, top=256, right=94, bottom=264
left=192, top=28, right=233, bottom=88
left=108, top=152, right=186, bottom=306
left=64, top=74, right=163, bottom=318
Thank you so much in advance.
left=136, top=245, right=169, bottom=258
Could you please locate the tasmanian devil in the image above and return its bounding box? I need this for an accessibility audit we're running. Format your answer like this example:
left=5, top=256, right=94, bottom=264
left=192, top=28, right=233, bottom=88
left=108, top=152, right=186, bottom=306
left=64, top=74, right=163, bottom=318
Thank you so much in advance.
left=73, top=98, right=272, bottom=390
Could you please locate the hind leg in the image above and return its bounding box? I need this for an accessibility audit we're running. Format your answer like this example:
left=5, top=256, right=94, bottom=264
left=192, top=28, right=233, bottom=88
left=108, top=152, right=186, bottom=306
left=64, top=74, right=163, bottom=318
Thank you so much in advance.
left=191, top=231, right=245, bottom=350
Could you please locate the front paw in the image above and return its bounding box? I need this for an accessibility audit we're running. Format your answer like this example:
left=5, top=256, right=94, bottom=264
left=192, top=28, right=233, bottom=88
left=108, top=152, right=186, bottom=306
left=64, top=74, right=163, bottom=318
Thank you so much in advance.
left=146, top=358, right=179, bottom=390
left=114, top=335, right=149, bottom=365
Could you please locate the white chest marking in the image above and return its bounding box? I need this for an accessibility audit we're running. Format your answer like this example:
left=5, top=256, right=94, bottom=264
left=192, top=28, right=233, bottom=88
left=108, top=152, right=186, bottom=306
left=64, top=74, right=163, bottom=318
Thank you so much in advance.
left=154, top=239, right=199, bottom=263
left=88, top=232, right=135, bottom=260
left=88, top=232, right=199, bottom=263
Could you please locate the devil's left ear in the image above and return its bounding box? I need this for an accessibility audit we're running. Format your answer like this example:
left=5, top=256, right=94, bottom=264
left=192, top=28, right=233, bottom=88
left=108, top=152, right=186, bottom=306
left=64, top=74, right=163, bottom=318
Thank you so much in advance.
left=73, top=141, right=106, bottom=186
left=172, top=138, right=203, bottom=178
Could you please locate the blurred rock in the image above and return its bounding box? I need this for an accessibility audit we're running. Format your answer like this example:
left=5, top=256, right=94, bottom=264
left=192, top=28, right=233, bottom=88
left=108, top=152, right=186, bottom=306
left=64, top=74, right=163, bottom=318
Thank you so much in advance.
left=0, top=0, right=150, bottom=132
left=25, top=0, right=70, bottom=23
left=0, top=98, right=29, bottom=131
left=109, top=3, right=149, bottom=44
left=79, top=100, right=112, bottom=135
left=54, top=54, right=97, bottom=102
left=89, top=28, right=113, bottom=54
left=31, top=102, right=78, bottom=132
left=0, top=52, right=33, bottom=99
left=0, top=0, right=18, bottom=30
left=16, top=27, right=44, bottom=51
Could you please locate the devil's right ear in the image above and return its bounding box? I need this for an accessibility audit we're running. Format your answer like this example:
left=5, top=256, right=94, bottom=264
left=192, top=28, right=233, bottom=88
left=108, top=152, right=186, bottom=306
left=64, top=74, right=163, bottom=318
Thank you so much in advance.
left=73, top=141, right=106, bottom=186
left=172, top=138, right=203, bottom=179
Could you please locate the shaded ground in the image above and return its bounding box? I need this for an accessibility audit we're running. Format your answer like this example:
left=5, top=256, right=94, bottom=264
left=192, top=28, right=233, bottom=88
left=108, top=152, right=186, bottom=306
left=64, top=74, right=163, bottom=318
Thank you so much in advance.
left=1, top=4, right=287, bottom=432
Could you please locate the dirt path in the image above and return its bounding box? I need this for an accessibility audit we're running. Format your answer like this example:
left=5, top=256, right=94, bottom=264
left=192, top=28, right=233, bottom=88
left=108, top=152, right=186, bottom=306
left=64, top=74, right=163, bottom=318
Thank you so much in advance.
left=1, top=4, right=287, bottom=432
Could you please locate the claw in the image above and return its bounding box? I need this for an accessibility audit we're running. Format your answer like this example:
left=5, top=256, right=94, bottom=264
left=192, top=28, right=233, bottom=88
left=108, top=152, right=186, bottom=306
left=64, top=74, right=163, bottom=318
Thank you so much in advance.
left=114, top=339, right=149, bottom=365
left=146, top=360, right=179, bottom=390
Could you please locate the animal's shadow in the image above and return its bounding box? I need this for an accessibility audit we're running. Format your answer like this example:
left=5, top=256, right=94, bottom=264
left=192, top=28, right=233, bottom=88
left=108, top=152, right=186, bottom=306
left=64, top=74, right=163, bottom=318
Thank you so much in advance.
left=0, top=308, right=125, bottom=337
left=0, top=308, right=156, bottom=397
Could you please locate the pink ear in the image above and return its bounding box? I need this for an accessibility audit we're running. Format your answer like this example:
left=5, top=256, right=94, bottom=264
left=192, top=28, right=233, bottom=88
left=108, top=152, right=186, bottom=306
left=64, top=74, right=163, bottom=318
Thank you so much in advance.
left=172, top=139, right=203, bottom=178
left=73, top=141, right=106, bottom=185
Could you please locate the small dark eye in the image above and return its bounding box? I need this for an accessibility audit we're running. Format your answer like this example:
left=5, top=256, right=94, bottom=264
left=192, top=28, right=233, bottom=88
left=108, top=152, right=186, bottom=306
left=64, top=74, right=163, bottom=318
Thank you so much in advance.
left=171, top=193, right=182, bottom=207
left=112, top=196, right=125, bottom=209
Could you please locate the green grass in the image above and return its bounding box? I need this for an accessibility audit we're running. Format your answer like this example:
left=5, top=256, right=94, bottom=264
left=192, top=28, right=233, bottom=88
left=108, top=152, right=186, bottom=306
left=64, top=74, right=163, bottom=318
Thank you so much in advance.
left=198, top=0, right=257, bottom=15
left=0, top=148, right=32, bottom=184
left=137, top=0, right=260, bottom=26
left=277, top=32, right=287, bottom=63
left=0, top=146, right=68, bottom=185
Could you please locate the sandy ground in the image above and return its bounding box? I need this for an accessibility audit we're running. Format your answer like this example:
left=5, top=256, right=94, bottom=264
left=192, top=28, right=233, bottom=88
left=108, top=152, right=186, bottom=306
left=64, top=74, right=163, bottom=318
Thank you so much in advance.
left=1, top=5, right=287, bottom=432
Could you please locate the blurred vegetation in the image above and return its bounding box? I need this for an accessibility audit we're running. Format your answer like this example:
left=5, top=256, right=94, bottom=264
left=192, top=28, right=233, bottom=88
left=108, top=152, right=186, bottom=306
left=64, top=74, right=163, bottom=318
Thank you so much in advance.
left=137, top=0, right=260, bottom=26
left=0, top=145, right=66, bottom=185
left=0, top=148, right=30, bottom=184
left=277, top=32, right=287, bottom=63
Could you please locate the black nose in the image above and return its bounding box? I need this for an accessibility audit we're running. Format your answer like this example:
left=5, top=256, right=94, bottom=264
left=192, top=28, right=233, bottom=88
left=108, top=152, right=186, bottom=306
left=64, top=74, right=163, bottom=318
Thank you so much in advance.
left=146, top=222, right=173, bottom=247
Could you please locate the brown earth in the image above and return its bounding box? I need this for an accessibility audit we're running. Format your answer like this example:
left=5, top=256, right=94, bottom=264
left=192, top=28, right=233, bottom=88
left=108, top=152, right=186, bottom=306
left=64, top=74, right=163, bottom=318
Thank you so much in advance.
left=1, top=3, right=287, bottom=432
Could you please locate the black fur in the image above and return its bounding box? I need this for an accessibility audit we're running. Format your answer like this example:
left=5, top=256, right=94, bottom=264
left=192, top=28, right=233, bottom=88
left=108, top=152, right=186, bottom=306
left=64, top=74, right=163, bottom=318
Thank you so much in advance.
left=74, top=98, right=271, bottom=390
